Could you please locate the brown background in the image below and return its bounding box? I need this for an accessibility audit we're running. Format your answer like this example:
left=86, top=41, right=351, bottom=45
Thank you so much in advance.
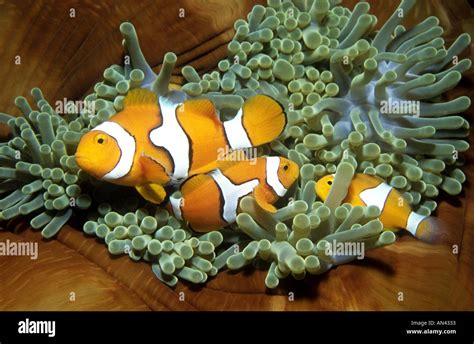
left=0, top=0, right=473, bottom=310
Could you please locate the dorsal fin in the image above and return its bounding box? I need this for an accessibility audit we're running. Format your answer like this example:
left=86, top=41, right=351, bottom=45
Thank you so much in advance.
left=179, top=98, right=219, bottom=125
left=216, top=159, right=247, bottom=172
left=216, top=150, right=253, bottom=170
left=353, top=173, right=384, bottom=189
left=124, top=89, right=158, bottom=108
left=180, top=174, right=211, bottom=196
left=187, top=150, right=251, bottom=176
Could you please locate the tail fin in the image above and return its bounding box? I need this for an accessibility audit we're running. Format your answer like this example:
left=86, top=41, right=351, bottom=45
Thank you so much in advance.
left=223, top=95, right=286, bottom=149
left=407, top=212, right=437, bottom=243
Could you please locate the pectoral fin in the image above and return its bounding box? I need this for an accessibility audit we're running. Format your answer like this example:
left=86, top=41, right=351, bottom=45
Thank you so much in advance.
left=136, top=183, right=167, bottom=204
left=139, top=154, right=171, bottom=185
left=253, top=185, right=278, bottom=213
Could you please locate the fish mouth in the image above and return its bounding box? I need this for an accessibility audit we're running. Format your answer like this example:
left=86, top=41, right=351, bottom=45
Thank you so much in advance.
left=314, top=183, right=326, bottom=201
left=289, top=166, right=300, bottom=182
left=291, top=169, right=300, bottom=181
left=74, top=154, right=89, bottom=167
left=74, top=154, right=102, bottom=179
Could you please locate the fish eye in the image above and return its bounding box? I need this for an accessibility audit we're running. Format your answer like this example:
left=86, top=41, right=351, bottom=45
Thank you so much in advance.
left=95, top=134, right=107, bottom=145
left=283, top=164, right=289, bottom=171
left=327, top=180, right=333, bottom=185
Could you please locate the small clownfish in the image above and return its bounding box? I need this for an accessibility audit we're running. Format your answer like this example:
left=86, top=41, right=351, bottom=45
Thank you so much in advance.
left=315, top=173, right=435, bottom=242
left=167, top=156, right=299, bottom=232
left=75, top=89, right=287, bottom=204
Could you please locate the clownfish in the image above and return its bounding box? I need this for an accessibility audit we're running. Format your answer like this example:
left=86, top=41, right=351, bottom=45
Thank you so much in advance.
left=315, top=173, right=435, bottom=242
left=75, top=89, right=287, bottom=204
left=167, top=156, right=299, bottom=232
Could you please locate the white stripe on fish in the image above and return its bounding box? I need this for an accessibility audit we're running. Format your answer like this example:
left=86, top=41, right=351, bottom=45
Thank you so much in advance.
left=149, top=96, right=190, bottom=180
left=359, top=182, right=392, bottom=212
left=223, top=108, right=253, bottom=150
left=266, top=156, right=287, bottom=197
left=93, top=121, right=136, bottom=181
left=406, top=212, right=427, bottom=236
left=210, top=169, right=259, bottom=223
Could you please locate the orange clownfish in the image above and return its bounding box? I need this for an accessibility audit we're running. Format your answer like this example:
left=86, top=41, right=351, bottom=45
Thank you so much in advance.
left=75, top=89, right=286, bottom=204
left=167, top=156, right=299, bottom=232
left=315, top=173, right=435, bottom=242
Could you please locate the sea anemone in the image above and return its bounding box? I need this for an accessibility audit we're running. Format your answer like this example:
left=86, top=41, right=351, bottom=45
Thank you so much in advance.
left=83, top=203, right=223, bottom=287
left=0, top=0, right=471, bottom=289
left=0, top=89, right=92, bottom=238
left=179, top=0, right=471, bottom=287
left=180, top=0, right=471, bottom=213
left=215, top=162, right=396, bottom=288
